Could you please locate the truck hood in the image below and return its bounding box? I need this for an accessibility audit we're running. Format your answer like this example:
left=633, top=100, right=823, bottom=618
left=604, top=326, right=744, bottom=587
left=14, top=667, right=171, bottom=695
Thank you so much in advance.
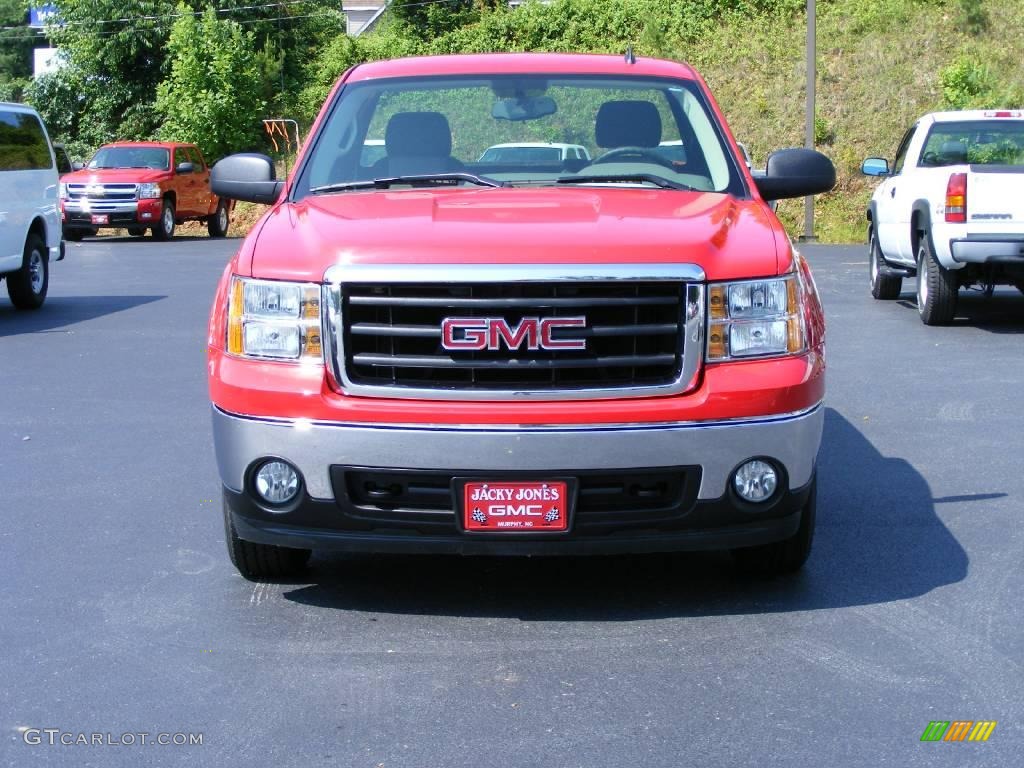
left=246, top=187, right=787, bottom=282
left=60, top=168, right=170, bottom=184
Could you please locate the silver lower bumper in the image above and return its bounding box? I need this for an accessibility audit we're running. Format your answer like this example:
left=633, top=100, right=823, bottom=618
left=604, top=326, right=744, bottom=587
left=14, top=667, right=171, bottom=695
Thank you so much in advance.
left=950, top=235, right=1024, bottom=263
left=212, top=404, right=823, bottom=501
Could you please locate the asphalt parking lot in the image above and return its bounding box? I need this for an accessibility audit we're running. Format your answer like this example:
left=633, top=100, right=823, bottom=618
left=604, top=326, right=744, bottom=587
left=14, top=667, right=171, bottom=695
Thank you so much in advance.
left=2, top=235, right=1022, bottom=766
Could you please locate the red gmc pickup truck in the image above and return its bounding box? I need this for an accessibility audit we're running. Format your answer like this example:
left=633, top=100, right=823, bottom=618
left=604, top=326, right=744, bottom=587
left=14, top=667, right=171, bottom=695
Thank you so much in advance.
left=208, top=53, right=835, bottom=581
left=59, top=141, right=231, bottom=240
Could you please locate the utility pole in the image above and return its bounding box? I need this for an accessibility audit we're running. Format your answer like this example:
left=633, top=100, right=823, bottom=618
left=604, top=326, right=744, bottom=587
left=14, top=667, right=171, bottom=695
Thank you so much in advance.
left=801, top=0, right=816, bottom=242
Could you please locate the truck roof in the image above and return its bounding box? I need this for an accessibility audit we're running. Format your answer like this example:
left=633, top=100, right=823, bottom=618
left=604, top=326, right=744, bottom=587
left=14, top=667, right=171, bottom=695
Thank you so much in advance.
left=347, top=53, right=698, bottom=82
left=924, top=110, right=1024, bottom=123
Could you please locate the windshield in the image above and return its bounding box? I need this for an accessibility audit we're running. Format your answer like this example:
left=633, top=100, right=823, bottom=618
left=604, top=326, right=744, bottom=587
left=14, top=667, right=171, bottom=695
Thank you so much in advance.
left=919, top=120, right=1024, bottom=167
left=88, top=146, right=170, bottom=171
left=295, top=74, right=743, bottom=198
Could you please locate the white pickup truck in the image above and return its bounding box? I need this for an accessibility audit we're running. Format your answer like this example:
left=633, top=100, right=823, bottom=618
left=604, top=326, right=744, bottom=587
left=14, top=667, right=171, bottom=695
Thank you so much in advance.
left=862, top=110, right=1024, bottom=324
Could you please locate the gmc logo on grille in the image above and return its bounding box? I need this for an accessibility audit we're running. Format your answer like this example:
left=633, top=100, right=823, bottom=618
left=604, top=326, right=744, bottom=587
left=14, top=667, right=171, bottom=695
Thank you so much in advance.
left=441, top=317, right=587, bottom=351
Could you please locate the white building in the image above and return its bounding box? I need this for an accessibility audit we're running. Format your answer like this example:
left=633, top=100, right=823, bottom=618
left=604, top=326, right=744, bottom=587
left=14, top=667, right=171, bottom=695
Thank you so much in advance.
left=341, top=1, right=552, bottom=37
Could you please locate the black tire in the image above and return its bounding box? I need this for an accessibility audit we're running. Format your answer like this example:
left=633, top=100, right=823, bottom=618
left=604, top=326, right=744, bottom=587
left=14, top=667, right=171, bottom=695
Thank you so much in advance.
left=732, top=476, right=816, bottom=577
left=223, top=495, right=311, bottom=581
left=869, top=227, right=901, bottom=300
left=207, top=199, right=230, bottom=238
left=127, top=226, right=146, bottom=237
left=915, top=229, right=957, bottom=325
left=6, top=233, right=49, bottom=310
left=151, top=199, right=175, bottom=241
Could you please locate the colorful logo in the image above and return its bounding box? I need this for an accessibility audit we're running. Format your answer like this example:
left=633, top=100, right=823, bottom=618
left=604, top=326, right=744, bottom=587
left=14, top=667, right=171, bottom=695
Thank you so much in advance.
left=920, top=721, right=997, bottom=742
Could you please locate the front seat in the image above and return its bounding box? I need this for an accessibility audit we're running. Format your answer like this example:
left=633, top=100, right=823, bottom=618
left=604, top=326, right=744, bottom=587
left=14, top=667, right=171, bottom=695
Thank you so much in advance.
left=938, top=140, right=968, bottom=165
left=376, top=111, right=464, bottom=177
left=594, top=100, right=663, bottom=155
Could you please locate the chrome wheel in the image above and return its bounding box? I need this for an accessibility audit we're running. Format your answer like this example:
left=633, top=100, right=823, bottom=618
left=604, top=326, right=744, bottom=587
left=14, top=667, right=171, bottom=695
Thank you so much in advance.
left=162, top=205, right=174, bottom=235
left=28, top=250, right=44, bottom=294
left=916, top=243, right=928, bottom=309
left=217, top=206, right=228, bottom=232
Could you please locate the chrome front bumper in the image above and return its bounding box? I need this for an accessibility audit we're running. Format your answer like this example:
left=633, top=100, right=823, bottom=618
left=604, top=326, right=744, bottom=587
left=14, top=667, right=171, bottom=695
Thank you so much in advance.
left=212, top=403, right=823, bottom=502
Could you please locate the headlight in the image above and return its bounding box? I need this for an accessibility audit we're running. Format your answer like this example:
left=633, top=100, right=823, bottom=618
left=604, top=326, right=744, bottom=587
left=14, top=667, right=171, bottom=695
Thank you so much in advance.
left=58, top=182, right=67, bottom=199
left=226, top=277, right=322, bottom=362
left=138, top=182, right=161, bottom=199
left=707, top=275, right=805, bottom=361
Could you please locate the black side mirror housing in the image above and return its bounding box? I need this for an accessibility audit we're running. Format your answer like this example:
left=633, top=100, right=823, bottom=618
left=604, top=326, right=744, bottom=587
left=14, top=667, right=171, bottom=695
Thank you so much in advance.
left=754, top=148, right=836, bottom=201
left=211, top=154, right=282, bottom=205
left=175, top=161, right=194, bottom=174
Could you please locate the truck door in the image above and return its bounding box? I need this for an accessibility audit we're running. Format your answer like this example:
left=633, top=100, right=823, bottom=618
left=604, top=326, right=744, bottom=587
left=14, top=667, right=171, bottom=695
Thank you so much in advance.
left=875, top=125, right=916, bottom=264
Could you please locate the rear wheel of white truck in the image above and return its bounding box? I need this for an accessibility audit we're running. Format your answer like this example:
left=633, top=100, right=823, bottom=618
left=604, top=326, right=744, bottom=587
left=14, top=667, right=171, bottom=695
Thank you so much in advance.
left=731, top=475, right=816, bottom=577
left=916, top=230, right=957, bottom=325
left=869, top=227, right=901, bottom=300
left=223, top=494, right=311, bottom=581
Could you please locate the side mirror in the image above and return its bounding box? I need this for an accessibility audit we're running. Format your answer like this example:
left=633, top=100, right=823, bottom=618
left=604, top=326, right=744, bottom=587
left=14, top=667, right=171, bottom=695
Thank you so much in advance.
left=175, top=161, right=194, bottom=174
left=861, top=157, right=890, bottom=177
left=753, top=148, right=836, bottom=202
left=72, top=161, right=84, bottom=171
left=211, top=153, right=282, bottom=205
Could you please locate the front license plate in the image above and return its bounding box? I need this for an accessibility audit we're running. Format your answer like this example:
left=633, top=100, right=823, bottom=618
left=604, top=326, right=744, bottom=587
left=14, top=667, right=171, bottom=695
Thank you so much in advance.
left=462, top=481, right=568, bottom=532
left=91, top=214, right=109, bottom=225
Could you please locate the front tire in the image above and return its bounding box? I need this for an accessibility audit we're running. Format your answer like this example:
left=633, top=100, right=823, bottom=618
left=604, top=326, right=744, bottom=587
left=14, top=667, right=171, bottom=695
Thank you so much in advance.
left=731, top=476, right=816, bottom=577
left=223, top=495, right=311, bottom=581
left=208, top=199, right=230, bottom=238
left=869, top=227, right=901, bottom=300
left=152, top=200, right=175, bottom=241
left=127, top=226, right=146, bottom=237
left=6, top=233, right=49, bottom=310
left=915, top=230, right=957, bottom=325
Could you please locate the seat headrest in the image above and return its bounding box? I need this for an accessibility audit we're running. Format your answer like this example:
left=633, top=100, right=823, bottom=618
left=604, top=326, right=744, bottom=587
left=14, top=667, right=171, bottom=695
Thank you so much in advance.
left=595, top=101, right=662, bottom=148
left=939, top=140, right=967, bottom=163
left=385, top=112, right=453, bottom=158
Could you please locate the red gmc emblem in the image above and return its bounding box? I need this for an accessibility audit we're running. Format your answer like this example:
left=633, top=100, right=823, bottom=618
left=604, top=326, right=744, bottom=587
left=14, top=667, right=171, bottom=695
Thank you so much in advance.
left=441, top=317, right=587, bottom=351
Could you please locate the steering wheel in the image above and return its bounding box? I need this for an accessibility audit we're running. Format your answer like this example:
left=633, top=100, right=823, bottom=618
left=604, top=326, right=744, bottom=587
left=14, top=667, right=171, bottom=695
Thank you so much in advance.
left=591, top=146, right=676, bottom=169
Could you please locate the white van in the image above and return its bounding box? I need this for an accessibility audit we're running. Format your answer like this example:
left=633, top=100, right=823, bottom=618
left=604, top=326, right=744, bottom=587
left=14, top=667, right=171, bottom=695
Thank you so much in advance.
left=0, top=102, right=62, bottom=310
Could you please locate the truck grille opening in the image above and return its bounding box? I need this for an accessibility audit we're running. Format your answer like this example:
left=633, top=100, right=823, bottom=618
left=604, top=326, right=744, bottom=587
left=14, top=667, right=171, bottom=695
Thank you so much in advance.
left=336, top=281, right=687, bottom=394
left=65, top=183, right=139, bottom=202
left=332, top=467, right=700, bottom=532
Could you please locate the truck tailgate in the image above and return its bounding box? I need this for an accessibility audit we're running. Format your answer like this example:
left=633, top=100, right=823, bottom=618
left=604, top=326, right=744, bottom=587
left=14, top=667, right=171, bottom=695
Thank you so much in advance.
left=969, top=167, right=1024, bottom=224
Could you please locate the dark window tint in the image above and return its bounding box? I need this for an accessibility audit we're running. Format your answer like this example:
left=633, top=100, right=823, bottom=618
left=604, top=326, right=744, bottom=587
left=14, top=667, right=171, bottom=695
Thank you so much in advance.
left=174, top=147, right=190, bottom=169
left=0, top=110, right=52, bottom=171
left=892, top=125, right=915, bottom=174
left=187, top=147, right=205, bottom=170
left=54, top=146, right=72, bottom=174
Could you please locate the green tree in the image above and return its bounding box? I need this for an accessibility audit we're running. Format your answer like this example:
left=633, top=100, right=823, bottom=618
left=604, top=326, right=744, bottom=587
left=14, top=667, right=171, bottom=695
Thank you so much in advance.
left=155, top=6, right=271, bottom=161
left=0, top=0, right=37, bottom=98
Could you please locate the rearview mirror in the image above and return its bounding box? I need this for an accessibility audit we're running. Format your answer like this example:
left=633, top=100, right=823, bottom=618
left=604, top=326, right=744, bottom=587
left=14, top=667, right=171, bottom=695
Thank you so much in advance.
left=754, top=148, right=836, bottom=201
left=492, top=96, right=557, bottom=122
left=211, top=153, right=282, bottom=205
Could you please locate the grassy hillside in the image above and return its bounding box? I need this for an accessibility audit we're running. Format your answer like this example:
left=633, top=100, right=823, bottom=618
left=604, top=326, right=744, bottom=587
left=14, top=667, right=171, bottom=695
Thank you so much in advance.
left=305, top=0, right=1023, bottom=243
left=684, top=0, right=1024, bottom=241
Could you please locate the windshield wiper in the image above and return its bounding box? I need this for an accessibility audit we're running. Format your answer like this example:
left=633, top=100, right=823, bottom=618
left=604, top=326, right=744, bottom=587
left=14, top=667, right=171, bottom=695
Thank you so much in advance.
left=556, top=173, right=696, bottom=191
left=311, top=173, right=508, bottom=194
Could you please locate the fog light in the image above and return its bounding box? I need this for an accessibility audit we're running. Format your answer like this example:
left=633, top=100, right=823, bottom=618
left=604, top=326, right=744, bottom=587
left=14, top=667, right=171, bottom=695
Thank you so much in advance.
left=734, top=460, right=778, bottom=503
left=254, top=460, right=300, bottom=505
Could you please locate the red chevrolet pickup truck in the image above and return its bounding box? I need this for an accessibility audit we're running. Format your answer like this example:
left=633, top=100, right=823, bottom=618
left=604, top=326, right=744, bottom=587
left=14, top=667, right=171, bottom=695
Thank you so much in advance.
left=208, top=53, right=835, bottom=581
left=59, top=141, right=230, bottom=240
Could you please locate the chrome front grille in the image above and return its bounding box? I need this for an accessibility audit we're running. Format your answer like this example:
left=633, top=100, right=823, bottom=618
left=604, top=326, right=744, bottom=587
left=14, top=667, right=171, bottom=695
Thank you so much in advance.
left=65, top=183, right=138, bottom=201
left=324, top=264, right=705, bottom=400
